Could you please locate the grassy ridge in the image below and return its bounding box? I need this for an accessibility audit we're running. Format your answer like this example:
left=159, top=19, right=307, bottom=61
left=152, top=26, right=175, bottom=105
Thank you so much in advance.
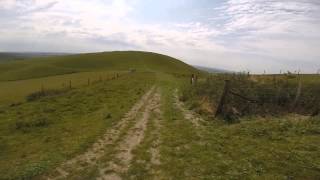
left=0, top=51, right=199, bottom=105
left=0, top=51, right=198, bottom=82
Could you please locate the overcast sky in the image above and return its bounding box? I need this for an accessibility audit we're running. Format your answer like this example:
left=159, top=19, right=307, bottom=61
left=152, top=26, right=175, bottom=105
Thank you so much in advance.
left=0, top=0, right=319, bottom=73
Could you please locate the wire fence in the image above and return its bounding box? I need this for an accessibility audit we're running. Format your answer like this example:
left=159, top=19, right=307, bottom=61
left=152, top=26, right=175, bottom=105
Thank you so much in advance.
left=184, top=73, right=320, bottom=119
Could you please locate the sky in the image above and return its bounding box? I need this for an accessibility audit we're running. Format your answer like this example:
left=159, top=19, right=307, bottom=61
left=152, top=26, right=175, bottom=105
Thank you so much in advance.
left=0, top=0, right=319, bottom=73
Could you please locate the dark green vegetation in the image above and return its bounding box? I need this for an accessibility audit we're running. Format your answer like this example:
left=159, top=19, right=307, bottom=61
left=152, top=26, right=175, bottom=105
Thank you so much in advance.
left=0, top=51, right=319, bottom=179
left=182, top=73, right=320, bottom=120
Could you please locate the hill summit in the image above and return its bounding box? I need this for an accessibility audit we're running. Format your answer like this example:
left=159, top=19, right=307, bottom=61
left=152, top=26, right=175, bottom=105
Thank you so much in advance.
left=0, top=51, right=199, bottom=81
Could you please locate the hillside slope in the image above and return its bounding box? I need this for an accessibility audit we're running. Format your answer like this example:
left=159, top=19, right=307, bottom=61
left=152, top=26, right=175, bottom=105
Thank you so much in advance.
left=0, top=51, right=199, bottom=81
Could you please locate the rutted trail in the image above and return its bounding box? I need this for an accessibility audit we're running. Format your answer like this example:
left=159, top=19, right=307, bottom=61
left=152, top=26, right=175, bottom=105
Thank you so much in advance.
left=97, top=89, right=162, bottom=180
left=174, top=89, right=204, bottom=129
left=46, top=86, right=156, bottom=180
left=150, top=92, right=162, bottom=167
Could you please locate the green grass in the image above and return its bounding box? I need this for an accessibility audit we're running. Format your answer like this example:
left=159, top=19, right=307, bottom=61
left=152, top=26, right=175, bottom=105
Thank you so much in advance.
left=0, top=50, right=319, bottom=179
left=0, top=51, right=199, bottom=106
left=0, top=51, right=199, bottom=82
left=0, top=72, right=155, bottom=180
left=154, top=77, right=320, bottom=179
left=0, top=71, right=125, bottom=105
left=196, top=116, right=320, bottom=179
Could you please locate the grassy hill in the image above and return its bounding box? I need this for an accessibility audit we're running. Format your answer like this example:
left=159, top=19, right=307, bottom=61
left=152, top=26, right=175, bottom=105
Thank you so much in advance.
left=0, top=51, right=200, bottom=105
left=0, top=51, right=200, bottom=179
left=0, top=51, right=199, bottom=82
left=0, top=51, right=318, bottom=179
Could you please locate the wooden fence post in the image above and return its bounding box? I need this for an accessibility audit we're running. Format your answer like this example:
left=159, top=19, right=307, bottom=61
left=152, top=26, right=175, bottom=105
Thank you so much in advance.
left=291, top=78, right=302, bottom=111
left=69, top=80, right=72, bottom=89
left=41, top=84, right=44, bottom=94
left=215, top=80, right=230, bottom=118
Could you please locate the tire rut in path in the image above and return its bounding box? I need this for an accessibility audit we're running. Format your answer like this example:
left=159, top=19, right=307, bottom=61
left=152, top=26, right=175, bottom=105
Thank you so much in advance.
left=149, top=92, right=163, bottom=176
left=46, top=86, right=156, bottom=180
left=173, top=89, right=204, bottom=129
left=97, top=88, right=161, bottom=180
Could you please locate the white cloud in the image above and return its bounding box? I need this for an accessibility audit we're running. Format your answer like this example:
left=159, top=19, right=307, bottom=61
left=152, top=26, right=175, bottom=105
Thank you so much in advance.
left=0, top=0, right=319, bottom=73
left=211, top=0, right=320, bottom=73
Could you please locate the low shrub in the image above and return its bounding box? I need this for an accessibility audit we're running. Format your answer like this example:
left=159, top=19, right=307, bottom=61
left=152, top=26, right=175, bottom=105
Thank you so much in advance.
left=15, top=116, right=51, bottom=131
left=26, top=89, right=68, bottom=102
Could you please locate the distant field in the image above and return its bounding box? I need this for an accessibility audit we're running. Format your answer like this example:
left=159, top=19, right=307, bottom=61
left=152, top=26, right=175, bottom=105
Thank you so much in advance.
left=0, top=71, right=126, bottom=105
left=0, top=52, right=69, bottom=62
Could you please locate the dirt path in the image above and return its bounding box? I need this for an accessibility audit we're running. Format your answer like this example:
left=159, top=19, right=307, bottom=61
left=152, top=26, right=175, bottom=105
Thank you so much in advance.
left=173, top=89, right=204, bottom=129
left=97, top=89, right=162, bottom=180
left=149, top=92, right=162, bottom=166
left=149, top=92, right=163, bottom=177
left=45, top=86, right=156, bottom=180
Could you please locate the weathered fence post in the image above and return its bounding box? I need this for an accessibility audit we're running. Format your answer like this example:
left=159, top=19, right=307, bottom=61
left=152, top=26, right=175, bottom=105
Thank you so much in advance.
left=215, top=80, right=230, bottom=118
left=41, top=84, right=44, bottom=94
left=69, top=80, right=72, bottom=89
left=291, top=78, right=302, bottom=111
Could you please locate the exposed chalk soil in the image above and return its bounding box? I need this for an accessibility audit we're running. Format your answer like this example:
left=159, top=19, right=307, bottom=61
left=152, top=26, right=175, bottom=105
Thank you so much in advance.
left=97, top=89, right=162, bottom=180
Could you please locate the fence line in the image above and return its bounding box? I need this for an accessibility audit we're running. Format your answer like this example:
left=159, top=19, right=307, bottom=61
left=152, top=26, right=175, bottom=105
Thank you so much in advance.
left=214, top=77, right=308, bottom=118
left=36, top=72, right=129, bottom=97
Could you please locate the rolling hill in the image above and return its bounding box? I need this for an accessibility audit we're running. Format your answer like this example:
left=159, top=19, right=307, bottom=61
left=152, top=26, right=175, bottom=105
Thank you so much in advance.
left=1, top=51, right=318, bottom=180
left=0, top=51, right=199, bottom=81
left=193, top=65, right=233, bottom=73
